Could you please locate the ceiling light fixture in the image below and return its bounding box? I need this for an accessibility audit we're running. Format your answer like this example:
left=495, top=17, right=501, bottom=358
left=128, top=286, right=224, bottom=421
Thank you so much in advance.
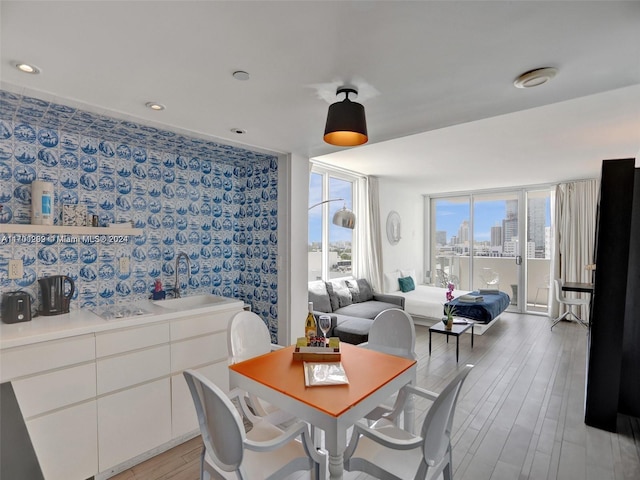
left=15, top=63, right=40, bottom=74
left=323, top=87, right=368, bottom=147
left=308, top=199, right=356, bottom=230
left=232, top=70, right=250, bottom=81
left=514, top=67, right=558, bottom=88
left=145, top=102, right=166, bottom=111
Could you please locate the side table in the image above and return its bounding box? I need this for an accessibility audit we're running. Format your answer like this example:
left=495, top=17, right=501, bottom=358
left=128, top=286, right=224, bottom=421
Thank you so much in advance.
left=429, top=320, right=474, bottom=362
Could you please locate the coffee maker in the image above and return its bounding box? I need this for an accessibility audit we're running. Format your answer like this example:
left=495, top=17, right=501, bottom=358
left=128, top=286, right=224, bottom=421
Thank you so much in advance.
left=38, top=275, right=75, bottom=316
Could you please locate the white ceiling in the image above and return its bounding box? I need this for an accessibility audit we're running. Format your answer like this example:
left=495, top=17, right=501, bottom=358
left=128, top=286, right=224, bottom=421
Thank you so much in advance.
left=2, top=1, right=639, bottom=194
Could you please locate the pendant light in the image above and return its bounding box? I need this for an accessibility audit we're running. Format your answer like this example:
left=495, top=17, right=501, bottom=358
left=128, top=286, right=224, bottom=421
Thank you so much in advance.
left=323, top=87, right=368, bottom=147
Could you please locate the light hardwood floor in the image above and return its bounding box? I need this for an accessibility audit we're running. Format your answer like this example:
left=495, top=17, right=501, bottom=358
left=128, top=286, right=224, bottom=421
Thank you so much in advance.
left=110, top=312, right=640, bottom=480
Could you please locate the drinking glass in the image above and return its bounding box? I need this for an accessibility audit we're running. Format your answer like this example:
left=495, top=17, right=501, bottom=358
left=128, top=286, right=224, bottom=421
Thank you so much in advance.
left=318, top=315, right=331, bottom=344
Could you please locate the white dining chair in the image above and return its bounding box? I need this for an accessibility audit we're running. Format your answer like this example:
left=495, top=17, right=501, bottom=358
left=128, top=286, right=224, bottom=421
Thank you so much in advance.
left=183, top=369, right=327, bottom=480
left=359, top=308, right=417, bottom=426
left=343, top=365, right=474, bottom=480
left=227, top=311, right=291, bottom=424
left=551, top=278, right=589, bottom=330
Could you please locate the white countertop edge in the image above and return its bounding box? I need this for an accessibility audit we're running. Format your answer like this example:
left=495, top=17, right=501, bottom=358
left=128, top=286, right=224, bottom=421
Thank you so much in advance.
left=0, top=296, right=245, bottom=350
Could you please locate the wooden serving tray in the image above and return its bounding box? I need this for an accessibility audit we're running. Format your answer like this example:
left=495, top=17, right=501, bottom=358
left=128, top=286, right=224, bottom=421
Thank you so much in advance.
left=293, top=337, right=341, bottom=361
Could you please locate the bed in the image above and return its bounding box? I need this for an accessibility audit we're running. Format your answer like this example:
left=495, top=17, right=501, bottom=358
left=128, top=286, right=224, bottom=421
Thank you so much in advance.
left=383, top=270, right=510, bottom=335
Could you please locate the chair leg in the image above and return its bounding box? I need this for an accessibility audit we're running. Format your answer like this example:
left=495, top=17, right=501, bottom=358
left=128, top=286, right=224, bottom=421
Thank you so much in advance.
left=442, top=447, right=453, bottom=480
left=551, top=311, right=569, bottom=330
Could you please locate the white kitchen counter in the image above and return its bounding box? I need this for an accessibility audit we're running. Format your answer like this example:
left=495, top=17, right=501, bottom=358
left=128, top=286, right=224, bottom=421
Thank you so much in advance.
left=0, top=295, right=244, bottom=350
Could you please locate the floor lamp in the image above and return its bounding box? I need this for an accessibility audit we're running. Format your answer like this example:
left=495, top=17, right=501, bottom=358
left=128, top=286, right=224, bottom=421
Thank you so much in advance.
left=308, top=199, right=356, bottom=229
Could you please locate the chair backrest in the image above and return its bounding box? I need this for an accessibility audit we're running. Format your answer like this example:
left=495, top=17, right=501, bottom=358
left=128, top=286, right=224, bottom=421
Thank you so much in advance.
left=420, top=365, right=473, bottom=469
left=228, top=311, right=272, bottom=364
left=367, top=308, right=417, bottom=360
left=554, top=278, right=565, bottom=303
left=183, top=369, right=246, bottom=474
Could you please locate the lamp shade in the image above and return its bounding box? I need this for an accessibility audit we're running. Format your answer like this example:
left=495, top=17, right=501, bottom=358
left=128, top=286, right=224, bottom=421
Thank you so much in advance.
left=323, top=88, right=368, bottom=147
left=332, top=206, right=356, bottom=229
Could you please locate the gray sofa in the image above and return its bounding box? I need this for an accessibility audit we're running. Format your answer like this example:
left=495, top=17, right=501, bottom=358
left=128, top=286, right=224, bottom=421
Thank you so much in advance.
left=308, top=278, right=405, bottom=344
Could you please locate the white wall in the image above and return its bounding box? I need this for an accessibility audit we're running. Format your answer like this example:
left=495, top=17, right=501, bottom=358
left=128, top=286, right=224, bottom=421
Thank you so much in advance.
left=284, top=153, right=310, bottom=345
left=378, top=179, right=425, bottom=286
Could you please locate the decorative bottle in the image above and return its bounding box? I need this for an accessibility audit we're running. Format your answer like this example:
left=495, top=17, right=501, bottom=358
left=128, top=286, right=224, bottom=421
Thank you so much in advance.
left=305, top=302, right=317, bottom=344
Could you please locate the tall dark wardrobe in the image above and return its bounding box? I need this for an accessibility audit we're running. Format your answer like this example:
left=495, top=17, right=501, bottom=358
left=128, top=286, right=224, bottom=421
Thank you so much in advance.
left=584, top=158, right=640, bottom=432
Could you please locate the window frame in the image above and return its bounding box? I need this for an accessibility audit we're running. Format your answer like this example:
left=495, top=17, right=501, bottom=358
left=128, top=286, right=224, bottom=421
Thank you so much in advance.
left=309, top=165, right=358, bottom=282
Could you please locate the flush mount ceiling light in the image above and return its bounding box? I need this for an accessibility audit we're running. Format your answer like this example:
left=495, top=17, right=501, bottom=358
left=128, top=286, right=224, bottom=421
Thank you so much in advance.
left=15, top=62, right=41, bottom=74
left=232, top=70, right=250, bottom=81
left=323, top=87, right=368, bottom=147
left=145, top=102, right=166, bottom=111
left=514, top=67, right=558, bottom=88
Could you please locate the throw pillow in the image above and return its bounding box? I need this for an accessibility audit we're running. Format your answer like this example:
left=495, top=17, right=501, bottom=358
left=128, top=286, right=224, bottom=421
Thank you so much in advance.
left=356, top=278, right=374, bottom=302
left=324, top=282, right=340, bottom=311
left=398, top=276, right=415, bottom=293
left=333, top=282, right=353, bottom=308
left=308, top=280, right=332, bottom=313
left=383, top=271, right=401, bottom=292
left=345, top=279, right=362, bottom=303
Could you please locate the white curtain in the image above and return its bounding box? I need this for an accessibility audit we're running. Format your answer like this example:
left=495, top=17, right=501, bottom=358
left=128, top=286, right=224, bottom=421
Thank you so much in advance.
left=356, top=176, right=383, bottom=292
left=551, top=179, right=599, bottom=319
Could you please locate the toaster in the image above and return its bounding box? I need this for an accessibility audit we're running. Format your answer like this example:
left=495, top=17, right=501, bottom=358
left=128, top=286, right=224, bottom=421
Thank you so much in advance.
left=1, top=291, right=32, bottom=324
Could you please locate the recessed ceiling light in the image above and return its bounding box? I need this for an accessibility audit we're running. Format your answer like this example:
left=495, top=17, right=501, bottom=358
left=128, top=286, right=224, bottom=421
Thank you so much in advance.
left=514, top=67, right=558, bottom=88
left=230, top=128, right=246, bottom=135
left=232, top=71, right=250, bottom=81
left=145, top=102, right=166, bottom=111
left=15, top=63, right=41, bottom=74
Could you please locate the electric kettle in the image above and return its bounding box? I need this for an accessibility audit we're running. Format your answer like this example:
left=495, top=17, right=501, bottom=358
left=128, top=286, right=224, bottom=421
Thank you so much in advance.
left=38, top=275, right=75, bottom=316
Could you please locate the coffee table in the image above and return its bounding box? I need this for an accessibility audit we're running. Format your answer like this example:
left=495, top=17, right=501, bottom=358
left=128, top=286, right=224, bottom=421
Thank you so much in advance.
left=429, top=320, right=474, bottom=362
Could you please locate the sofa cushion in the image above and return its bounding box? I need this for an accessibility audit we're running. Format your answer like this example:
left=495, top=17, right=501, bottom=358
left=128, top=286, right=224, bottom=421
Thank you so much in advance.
left=332, top=282, right=353, bottom=308
left=345, top=278, right=374, bottom=303
left=308, top=280, right=332, bottom=313
left=398, top=276, right=415, bottom=293
left=332, top=317, right=373, bottom=345
left=334, top=300, right=401, bottom=320
left=324, top=282, right=340, bottom=311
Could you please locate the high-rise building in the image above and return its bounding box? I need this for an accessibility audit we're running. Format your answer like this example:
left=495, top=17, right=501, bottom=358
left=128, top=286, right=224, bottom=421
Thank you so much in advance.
left=436, top=230, right=447, bottom=246
left=491, top=225, right=502, bottom=246
left=502, top=200, right=518, bottom=247
left=528, top=197, right=547, bottom=258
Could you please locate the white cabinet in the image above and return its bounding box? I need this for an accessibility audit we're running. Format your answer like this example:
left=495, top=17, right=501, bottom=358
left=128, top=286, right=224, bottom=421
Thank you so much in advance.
left=95, top=322, right=172, bottom=471
left=27, top=400, right=98, bottom=480
left=97, top=378, right=172, bottom=471
left=1, top=335, right=98, bottom=480
left=0, top=303, right=243, bottom=478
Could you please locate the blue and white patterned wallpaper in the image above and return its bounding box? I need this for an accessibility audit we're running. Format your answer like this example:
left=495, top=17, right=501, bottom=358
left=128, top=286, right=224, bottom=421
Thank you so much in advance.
left=0, top=90, right=279, bottom=336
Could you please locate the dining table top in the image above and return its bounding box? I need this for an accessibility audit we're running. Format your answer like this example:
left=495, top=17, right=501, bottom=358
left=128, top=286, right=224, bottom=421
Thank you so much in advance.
left=228, top=342, right=416, bottom=418
left=562, top=282, right=594, bottom=293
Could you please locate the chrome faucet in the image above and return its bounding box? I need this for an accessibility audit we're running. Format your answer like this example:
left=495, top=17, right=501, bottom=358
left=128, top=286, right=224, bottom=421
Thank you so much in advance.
left=174, top=252, right=191, bottom=298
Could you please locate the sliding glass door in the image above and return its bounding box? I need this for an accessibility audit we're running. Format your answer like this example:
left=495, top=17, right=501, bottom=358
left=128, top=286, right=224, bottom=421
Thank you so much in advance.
left=429, top=187, right=552, bottom=314
left=471, top=192, right=521, bottom=308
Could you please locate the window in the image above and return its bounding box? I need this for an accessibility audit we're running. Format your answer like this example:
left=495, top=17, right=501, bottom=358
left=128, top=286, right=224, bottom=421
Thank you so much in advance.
left=308, top=168, right=356, bottom=281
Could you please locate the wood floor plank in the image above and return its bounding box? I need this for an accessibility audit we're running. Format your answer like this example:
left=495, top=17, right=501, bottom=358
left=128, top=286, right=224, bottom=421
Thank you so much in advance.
left=102, top=312, right=640, bottom=480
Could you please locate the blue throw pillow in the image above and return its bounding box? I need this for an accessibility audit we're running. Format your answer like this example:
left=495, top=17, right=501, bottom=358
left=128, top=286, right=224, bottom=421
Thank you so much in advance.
left=398, top=276, right=415, bottom=293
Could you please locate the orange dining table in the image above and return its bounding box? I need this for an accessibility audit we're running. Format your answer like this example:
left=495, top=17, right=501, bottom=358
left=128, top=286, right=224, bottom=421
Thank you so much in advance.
left=229, top=342, right=417, bottom=480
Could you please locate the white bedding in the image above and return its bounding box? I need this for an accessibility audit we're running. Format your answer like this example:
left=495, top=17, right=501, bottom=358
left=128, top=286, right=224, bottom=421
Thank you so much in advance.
left=391, top=284, right=470, bottom=319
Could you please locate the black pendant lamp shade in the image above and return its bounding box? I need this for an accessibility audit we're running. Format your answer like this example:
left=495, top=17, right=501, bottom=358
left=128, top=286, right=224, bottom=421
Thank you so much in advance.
left=323, top=88, right=368, bottom=147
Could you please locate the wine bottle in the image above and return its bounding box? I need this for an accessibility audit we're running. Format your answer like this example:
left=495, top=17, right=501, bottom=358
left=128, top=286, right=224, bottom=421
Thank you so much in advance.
left=305, top=302, right=317, bottom=344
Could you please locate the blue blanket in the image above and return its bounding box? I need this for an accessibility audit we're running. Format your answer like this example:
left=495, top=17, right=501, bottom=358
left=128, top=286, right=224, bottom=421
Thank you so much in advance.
left=445, top=291, right=510, bottom=323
